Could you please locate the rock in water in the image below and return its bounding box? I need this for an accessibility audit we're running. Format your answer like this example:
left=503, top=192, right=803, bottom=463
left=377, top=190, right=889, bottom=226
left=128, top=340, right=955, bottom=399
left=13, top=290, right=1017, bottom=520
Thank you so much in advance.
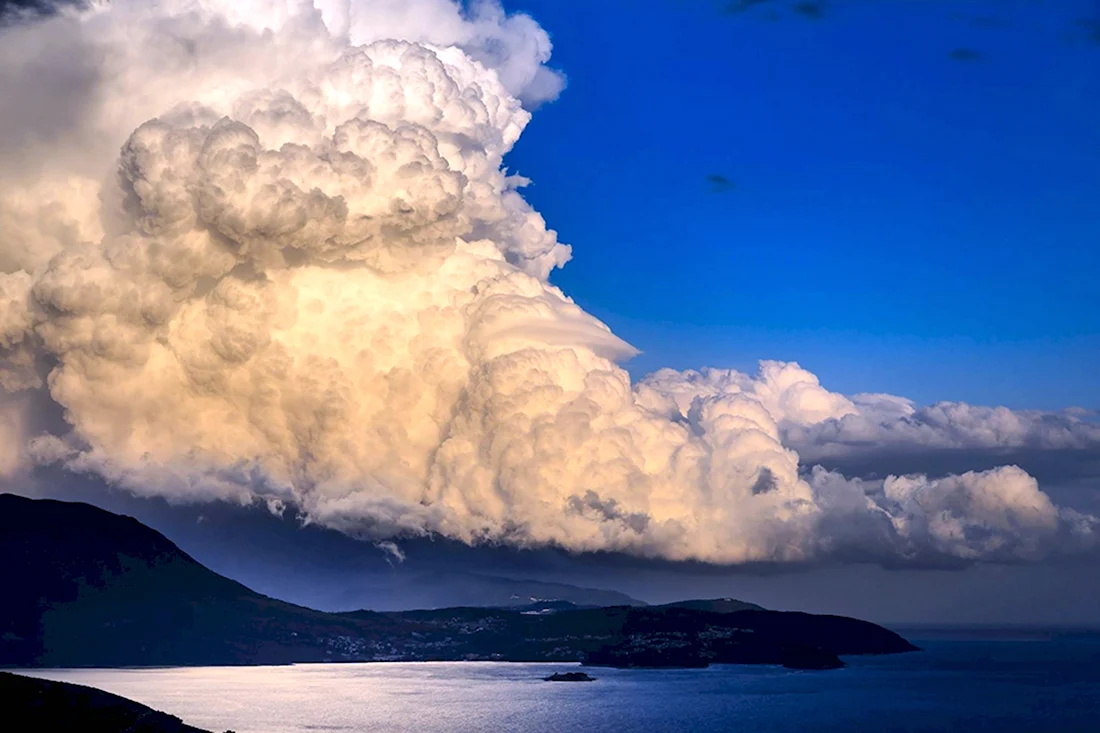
left=544, top=671, right=597, bottom=682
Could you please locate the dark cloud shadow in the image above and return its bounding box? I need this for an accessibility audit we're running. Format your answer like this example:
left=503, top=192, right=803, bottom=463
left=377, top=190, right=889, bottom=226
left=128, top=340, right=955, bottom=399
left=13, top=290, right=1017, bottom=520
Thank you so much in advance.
left=0, top=0, right=82, bottom=23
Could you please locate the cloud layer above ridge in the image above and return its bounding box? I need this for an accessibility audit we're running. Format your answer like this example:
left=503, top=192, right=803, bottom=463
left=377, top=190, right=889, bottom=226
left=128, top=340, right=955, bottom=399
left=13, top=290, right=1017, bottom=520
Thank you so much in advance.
left=0, top=0, right=1097, bottom=567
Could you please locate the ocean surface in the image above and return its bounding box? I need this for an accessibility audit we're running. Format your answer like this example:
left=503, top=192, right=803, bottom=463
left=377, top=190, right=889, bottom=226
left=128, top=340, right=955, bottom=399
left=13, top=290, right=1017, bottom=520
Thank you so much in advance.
left=18, top=633, right=1100, bottom=733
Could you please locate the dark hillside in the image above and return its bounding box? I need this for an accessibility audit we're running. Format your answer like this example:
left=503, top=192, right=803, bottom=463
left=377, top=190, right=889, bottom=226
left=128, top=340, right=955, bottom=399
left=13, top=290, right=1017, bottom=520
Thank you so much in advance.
left=0, top=494, right=917, bottom=669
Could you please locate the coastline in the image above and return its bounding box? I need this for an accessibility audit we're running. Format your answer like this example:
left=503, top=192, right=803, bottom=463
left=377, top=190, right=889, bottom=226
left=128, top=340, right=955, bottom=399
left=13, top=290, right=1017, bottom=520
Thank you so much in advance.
left=14, top=643, right=1100, bottom=733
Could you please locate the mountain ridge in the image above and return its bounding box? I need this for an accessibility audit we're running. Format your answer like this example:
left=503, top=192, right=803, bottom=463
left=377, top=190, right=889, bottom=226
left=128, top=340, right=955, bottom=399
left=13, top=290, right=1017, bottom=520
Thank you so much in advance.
left=0, top=493, right=918, bottom=669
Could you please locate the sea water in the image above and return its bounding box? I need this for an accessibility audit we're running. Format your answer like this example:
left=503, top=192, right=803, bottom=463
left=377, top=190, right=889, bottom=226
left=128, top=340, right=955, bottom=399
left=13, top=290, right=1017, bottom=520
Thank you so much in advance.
left=18, top=634, right=1100, bottom=732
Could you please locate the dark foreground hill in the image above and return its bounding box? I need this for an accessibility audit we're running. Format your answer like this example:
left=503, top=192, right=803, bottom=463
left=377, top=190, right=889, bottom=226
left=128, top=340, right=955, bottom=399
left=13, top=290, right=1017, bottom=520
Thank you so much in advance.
left=0, top=494, right=918, bottom=669
left=0, top=672, right=216, bottom=733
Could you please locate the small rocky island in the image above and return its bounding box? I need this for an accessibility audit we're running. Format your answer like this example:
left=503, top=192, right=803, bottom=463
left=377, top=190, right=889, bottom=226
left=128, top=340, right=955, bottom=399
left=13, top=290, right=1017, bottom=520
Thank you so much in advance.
left=545, top=671, right=597, bottom=682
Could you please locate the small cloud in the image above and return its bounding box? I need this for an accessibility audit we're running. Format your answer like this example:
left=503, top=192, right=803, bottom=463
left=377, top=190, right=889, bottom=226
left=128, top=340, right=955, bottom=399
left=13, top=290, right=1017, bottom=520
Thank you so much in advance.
left=375, top=540, right=406, bottom=565
left=721, top=0, right=772, bottom=16
left=948, top=47, right=982, bottom=62
left=707, top=173, right=737, bottom=192
left=504, top=172, right=532, bottom=189
left=265, top=498, right=286, bottom=517
left=793, top=2, right=825, bottom=20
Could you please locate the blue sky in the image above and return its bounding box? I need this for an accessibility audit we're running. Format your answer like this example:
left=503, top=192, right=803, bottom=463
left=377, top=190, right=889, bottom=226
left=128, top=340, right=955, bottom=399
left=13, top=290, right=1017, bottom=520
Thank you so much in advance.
left=504, top=0, right=1099, bottom=409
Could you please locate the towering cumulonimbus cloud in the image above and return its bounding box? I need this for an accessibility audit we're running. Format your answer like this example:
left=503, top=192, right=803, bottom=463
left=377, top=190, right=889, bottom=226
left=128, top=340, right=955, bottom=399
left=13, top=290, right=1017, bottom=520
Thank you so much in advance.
left=0, top=0, right=1096, bottom=566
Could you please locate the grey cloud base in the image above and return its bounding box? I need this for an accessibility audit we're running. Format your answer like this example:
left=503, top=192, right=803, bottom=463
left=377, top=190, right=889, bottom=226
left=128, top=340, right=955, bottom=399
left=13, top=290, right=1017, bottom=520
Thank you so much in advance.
left=0, top=0, right=1096, bottom=567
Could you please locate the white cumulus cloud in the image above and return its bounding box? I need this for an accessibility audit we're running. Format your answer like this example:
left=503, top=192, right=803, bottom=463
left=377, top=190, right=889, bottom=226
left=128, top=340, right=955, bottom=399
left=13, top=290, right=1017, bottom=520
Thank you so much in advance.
left=0, top=0, right=1095, bottom=566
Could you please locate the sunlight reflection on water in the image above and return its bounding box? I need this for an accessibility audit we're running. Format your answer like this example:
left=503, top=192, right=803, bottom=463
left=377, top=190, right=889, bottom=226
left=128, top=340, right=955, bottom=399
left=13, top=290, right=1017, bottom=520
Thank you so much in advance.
left=17, top=640, right=1100, bottom=733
